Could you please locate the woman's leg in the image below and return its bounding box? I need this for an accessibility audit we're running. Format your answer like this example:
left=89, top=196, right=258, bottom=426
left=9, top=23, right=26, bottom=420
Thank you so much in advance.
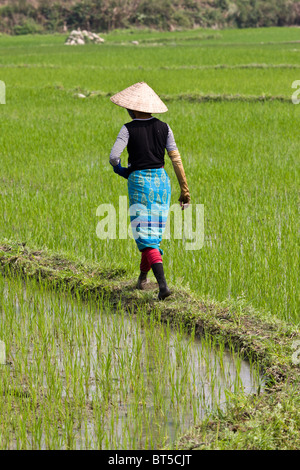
left=136, top=250, right=151, bottom=289
left=144, top=248, right=171, bottom=300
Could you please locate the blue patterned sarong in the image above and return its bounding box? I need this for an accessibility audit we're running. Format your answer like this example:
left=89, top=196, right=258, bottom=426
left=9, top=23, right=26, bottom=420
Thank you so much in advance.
left=128, top=168, right=171, bottom=254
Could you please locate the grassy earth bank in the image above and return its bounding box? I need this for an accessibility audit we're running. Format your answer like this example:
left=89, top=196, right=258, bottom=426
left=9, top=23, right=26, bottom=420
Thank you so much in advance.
left=0, top=240, right=299, bottom=450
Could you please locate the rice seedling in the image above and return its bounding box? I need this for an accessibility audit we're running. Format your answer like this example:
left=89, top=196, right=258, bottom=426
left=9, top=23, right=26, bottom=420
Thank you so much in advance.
left=0, top=27, right=298, bottom=450
left=0, top=273, right=262, bottom=449
left=0, top=39, right=298, bottom=323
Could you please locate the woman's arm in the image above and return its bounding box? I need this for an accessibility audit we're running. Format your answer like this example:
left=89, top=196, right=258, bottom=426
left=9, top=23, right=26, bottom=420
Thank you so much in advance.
left=109, top=125, right=129, bottom=179
left=166, top=125, right=191, bottom=207
left=109, top=125, right=129, bottom=166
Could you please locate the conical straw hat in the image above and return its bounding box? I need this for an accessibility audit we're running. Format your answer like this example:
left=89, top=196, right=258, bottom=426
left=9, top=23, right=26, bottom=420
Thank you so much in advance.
left=110, top=82, right=168, bottom=113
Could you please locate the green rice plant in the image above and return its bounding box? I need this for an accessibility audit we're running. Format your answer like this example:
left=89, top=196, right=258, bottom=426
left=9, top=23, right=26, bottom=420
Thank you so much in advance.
left=0, top=27, right=297, bottom=449
left=0, top=29, right=299, bottom=324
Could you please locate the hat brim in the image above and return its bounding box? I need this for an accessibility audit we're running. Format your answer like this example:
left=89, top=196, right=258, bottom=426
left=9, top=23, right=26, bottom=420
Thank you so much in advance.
left=110, top=82, right=168, bottom=114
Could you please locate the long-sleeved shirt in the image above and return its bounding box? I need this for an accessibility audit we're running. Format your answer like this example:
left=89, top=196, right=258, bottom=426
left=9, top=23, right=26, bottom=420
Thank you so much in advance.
left=109, top=117, right=178, bottom=167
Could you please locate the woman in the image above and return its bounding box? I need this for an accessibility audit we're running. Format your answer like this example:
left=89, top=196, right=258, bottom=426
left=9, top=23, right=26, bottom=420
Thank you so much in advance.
left=109, top=82, right=190, bottom=300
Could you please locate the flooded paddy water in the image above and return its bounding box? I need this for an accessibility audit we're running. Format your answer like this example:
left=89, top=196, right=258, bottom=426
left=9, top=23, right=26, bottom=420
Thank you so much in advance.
left=0, top=275, right=264, bottom=449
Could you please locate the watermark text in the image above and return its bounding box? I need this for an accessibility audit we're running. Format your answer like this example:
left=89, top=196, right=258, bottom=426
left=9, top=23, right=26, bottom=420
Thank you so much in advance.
left=96, top=197, right=204, bottom=251
left=291, top=80, right=300, bottom=104
left=0, top=80, right=5, bottom=104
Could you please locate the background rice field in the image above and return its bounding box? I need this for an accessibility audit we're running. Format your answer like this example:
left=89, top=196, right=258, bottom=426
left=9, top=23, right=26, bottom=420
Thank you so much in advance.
left=0, top=26, right=299, bottom=326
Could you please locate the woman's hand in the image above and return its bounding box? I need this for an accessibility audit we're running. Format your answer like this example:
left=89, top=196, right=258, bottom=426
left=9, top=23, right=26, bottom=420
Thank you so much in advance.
left=180, top=201, right=190, bottom=210
left=111, top=161, right=129, bottom=179
left=179, top=192, right=190, bottom=210
left=168, top=150, right=191, bottom=211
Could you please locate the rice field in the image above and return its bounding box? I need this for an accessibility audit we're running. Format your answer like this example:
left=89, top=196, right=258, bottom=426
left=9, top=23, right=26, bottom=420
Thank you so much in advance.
left=0, top=27, right=299, bottom=450
left=0, top=274, right=262, bottom=449
left=0, top=27, right=299, bottom=323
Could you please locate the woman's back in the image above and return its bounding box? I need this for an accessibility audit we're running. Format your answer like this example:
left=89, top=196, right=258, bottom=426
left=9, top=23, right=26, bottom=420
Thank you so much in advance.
left=125, top=117, right=168, bottom=173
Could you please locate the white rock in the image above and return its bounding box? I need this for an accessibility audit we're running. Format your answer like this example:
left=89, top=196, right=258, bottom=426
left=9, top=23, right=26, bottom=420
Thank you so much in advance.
left=65, top=29, right=105, bottom=45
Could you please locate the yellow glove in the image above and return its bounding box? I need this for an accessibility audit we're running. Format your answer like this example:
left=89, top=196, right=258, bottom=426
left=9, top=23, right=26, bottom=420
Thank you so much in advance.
left=168, top=150, right=191, bottom=206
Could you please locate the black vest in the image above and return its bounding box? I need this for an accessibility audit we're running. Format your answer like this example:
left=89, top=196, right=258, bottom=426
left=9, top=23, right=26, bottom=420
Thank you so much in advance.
left=125, top=118, right=168, bottom=174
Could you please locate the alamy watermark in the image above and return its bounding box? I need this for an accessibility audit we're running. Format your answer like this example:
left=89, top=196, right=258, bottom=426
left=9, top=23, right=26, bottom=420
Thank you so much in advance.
left=96, top=196, right=204, bottom=251
left=0, top=80, right=5, bottom=104
left=0, top=340, right=6, bottom=365
left=291, top=80, right=300, bottom=104
left=291, top=340, right=300, bottom=365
